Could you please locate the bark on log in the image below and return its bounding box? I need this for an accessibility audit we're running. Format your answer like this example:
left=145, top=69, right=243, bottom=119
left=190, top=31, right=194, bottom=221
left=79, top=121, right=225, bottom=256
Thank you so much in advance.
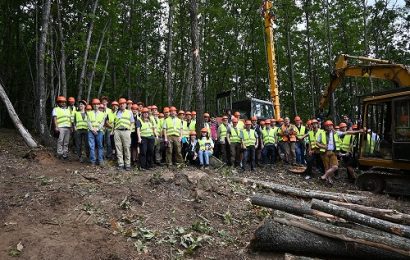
left=251, top=194, right=337, bottom=220
left=0, top=82, right=38, bottom=148
left=311, top=199, right=410, bottom=238
left=231, top=177, right=367, bottom=203
left=251, top=218, right=408, bottom=259
left=330, top=200, right=410, bottom=225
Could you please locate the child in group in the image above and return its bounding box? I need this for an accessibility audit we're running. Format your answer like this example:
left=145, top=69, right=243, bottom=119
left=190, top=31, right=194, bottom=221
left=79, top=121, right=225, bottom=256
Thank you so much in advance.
left=186, top=131, right=199, bottom=165
left=198, top=128, right=214, bottom=169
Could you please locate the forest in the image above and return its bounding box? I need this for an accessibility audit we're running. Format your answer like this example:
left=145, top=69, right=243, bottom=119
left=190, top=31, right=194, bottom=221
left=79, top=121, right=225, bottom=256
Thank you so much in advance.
left=0, top=0, right=409, bottom=142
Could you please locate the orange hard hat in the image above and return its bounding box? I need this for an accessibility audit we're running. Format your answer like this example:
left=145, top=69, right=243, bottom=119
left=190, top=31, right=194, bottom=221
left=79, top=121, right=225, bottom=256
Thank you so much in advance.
left=306, top=120, right=312, bottom=125
left=56, top=96, right=66, bottom=103
left=154, top=111, right=159, bottom=115
left=142, top=107, right=149, bottom=113
left=185, top=111, right=192, bottom=115
left=265, top=119, right=271, bottom=124
left=334, top=126, right=340, bottom=129
left=68, top=97, right=75, bottom=103
left=170, top=106, right=177, bottom=112
left=234, top=111, right=240, bottom=116
left=91, top=98, right=100, bottom=105
left=189, top=131, right=197, bottom=136
left=86, top=105, right=92, bottom=111
left=147, top=106, right=152, bottom=110
left=324, top=120, right=334, bottom=126
left=159, top=113, right=164, bottom=118
left=163, top=107, right=170, bottom=113
left=118, top=98, right=127, bottom=104
left=222, top=116, right=228, bottom=119
left=277, top=118, right=284, bottom=122
left=311, top=119, right=318, bottom=124
left=98, top=104, right=105, bottom=109
left=151, top=105, right=158, bottom=109
left=245, top=120, right=252, bottom=125
left=178, top=110, right=185, bottom=115
left=201, top=128, right=208, bottom=133
left=260, top=121, right=265, bottom=125
left=271, top=118, right=276, bottom=122
left=131, top=104, right=139, bottom=110
left=191, top=111, right=197, bottom=116
left=294, top=116, right=301, bottom=122
left=111, top=101, right=119, bottom=106
left=232, top=118, right=238, bottom=123
left=352, top=124, right=358, bottom=129
left=339, top=122, right=347, bottom=128
left=204, top=113, right=210, bottom=117
left=251, top=116, right=257, bottom=121
left=126, top=100, right=133, bottom=104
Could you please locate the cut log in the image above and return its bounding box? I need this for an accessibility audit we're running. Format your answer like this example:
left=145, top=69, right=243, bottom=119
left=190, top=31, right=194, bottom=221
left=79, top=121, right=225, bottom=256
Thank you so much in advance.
left=231, top=177, right=367, bottom=203
left=311, top=199, right=410, bottom=238
left=330, top=200, right=410, bottom=225
left=288, top=166, right=307, bottom=174
left=251, top=217, right=408, bottom=259
left=251, top=194, right=338, bottom=220
left=0, top=81, right=38, bottom=148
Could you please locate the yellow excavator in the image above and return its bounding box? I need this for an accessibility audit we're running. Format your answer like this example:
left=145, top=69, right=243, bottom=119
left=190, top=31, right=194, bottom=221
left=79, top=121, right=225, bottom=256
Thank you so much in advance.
left=320, top=54, right=410, bottom=195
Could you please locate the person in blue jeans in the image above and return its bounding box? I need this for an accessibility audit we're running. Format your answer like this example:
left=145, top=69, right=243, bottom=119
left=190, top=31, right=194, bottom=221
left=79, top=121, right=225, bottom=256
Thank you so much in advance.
left=198, top=128, right=214, bottom=169
left=294, top=116, right=306, bottom=165
left=87, top=99, right=107, bottom=166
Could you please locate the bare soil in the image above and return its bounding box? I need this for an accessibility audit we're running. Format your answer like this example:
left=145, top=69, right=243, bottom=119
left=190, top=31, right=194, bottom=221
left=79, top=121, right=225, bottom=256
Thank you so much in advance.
left=0, top=129, right=409, bottom=259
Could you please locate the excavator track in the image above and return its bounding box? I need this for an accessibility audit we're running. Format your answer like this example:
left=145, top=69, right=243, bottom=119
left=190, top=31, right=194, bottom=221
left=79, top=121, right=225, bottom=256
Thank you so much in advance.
left=356, top=168, right=410, bottom=196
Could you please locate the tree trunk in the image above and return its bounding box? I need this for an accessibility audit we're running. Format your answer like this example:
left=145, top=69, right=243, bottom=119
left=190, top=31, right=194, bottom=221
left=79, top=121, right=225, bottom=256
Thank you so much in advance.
left=231, top=177, right=367, bottom=203
left=304, top=0, right=315, bottom=117
left=311, top=199, right=410, bottom=238
left=36, top=0, right=52, bottom=144
left=251, top=215, right=409, bottom=259
left=98, top=50, right=109, bottom=98
left=251, top=194, right=337, bottom=220
left=284, top=9, right=297, bottom=116
left=324, top=0, right=336, bottom=121
left=166, top=0, right=174, bottom=106
left=86, top=20, right=109, bottom=101
left=56, top=0, right=67, bottom=97
left=184, top=56, right=193, bottom=111
left=329, top=200, right=410, bottom=225
left=77, top=0, right=98, bottom=101
left=0, top=82, right=38, bottom=148
left=189, top=0, right=204, bottom=134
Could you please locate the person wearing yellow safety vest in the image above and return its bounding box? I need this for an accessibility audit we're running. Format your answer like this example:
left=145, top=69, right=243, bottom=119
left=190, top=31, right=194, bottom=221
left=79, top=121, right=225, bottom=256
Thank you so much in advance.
left=191, top=111, right=197, bottom=124
left=218, top=116, right=230, bottom=164
left=73, top=100, right=89, bottom=162
left=294, top=116, right=307, bottom=165
left=130, top=104, right=140, bottom=165
left=163, top=106, right=184, bottom=167
left=185, top=112, right=195, bottom=131
left=87, top=99, right=106, bottom=166
left=241, top=120, right=258, bottom=171
left=261, top=119, right=277, bottom=166
left=107, top=101, right=119, bottom=159
left=151, top=110, right=161, bottom=164
left=137, top=107, right=158, bottom=170
left=337, top=122, right=363, bottom=182
left=251, top=116, right=263, bottom=166
left=67, top=97, right=77, bottom=121
left=198, top=128, right=214, bottom=169
left=277, top=117, right=298, bottom=165
left=301, top=119, right=324, bottom=180
left=227, top=117, right=242, bottom=167
left=126, top=100, right=133, bottom=110
left=113, top=98, right=135, bottom=171
left=233, top=111, right=244, bottom=130
left=52, top=96, right=72, bottom=159
left=203, top=113, right=211, bottom=134
left=100, top=96, right=113, bottom=159
left=317, top=120, right=341, bottom=185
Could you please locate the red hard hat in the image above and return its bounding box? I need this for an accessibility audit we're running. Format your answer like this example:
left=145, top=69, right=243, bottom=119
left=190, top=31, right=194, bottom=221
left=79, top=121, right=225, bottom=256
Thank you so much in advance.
left=169, top=106, right=177, bottom=112
left=142, top=107, right=149, bottom=113
left=201, top=128, right=208, bottom=133
left=178, top=110, right=185, bottom=115
left=111, top=101, right=119, bottom=106
left=234, top=112, right=240, bottom=116
left=186, top=111, right=192, bottom=115
left=118, top=98, right=127, bottom=104
left=265, top=119, right=271, bottom=124
left=339, top=122, right=347, bottom=128
left=131, top=104, right=139, bottom=110
left=251, top=116, right=257, bottom=121
left=324, top=120, right=334, bottom=126
left=260, top=121, right=265, bottom=125
left=86, top=105, right=92, bottom=111
left=163, top=107, right=170, bottom=113
left=56, top=96, right=67, bottom=103
left=189, top=131, right=197, bottom=136
left=151, top=105, right=158, bottom=109
left=126, top=100, right=133, bottom=104
left=245, top=120, right=252, bottom=125
left=232, top=118, right=238, bottom=123
left=277, top=118, right=284, bottom=122
left=159, top=113, right=164, bottom=118
left=204, top=113, right=210, bottom=117
left=91, top=98, right=101, bottom=105
left=191, top=111, right=197, bottom=116
left=294, top=116, right=301, bottom=122
left=68, top=97, right=75, bottom=103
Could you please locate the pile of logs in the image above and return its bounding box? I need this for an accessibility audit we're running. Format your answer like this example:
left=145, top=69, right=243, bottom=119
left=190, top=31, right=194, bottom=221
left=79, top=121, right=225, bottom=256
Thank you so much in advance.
left=234, top=177, right=410, bottom=259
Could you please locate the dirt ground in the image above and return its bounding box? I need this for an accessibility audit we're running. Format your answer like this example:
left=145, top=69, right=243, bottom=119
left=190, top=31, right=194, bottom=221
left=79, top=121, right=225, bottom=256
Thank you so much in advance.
left=1, top=129, right=409, bottom=260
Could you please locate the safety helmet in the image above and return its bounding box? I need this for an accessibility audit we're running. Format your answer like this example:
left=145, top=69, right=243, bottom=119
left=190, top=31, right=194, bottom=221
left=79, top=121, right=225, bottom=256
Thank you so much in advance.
left=245, top=120, right=252, bottom=125
left=185, top=111, right=192, bottom=115
left=324, top=120, right=334, bottom=126
left=339, top=122, right=347, bottom=128
left=56, top=96, right=66, bottom=103
left=201, top=128, right=208, bottom=133
left=126, top=100, right=133, bottom=104
left=204, top=113, right=210, bottom=118
left=131, top=104, right=139, bottom=110
left=277, top=118, right=284, bottom=123
left=178, top=110, right=185, bottom=115
left=68, top=97, right=75, bottom=103
left=191, top=111, right=197, bottom=116
left=142, top=107, right=149, bottom=113
left=294, top=116, right=301, bottom=122
left=111, top=101, right=119, bottom=106
left=163, top=107, right=170, bottom=113
left=118, top=98, right=127, bottom=104
left=189, top=131, right=197, bottom=136
left=91, top=98, right=100, bottom=105
left=169, top=106, right=177, bottom=112
left=151, top=105, right=158, bottom=109
left=311, top=119, right=318, bottom=124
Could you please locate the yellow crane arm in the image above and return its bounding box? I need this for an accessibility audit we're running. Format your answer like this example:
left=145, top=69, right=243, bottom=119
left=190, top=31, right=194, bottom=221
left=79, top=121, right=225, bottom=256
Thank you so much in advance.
left=262, top=0, right=280, bottom=119
left=319, top=54, right=410, bottom=109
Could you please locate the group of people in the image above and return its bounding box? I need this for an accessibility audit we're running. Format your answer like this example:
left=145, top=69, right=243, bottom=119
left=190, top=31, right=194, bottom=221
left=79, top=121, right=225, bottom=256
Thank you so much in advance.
left=52, top=96, right=365, bottom=185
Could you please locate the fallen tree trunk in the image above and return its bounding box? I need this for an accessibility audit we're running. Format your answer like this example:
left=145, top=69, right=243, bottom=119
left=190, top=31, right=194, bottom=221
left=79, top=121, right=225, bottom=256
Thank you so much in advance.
left=250, top=218, right=408, bottom=259
left=0, top=81, right=38, bottom=148
left=231, top=177, right=367, bottom=203
left=330, top=200, right=410, bottom=225
left=312, top=199, right=410, bottom=238
left=251, top=194, right=337, bottom=220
